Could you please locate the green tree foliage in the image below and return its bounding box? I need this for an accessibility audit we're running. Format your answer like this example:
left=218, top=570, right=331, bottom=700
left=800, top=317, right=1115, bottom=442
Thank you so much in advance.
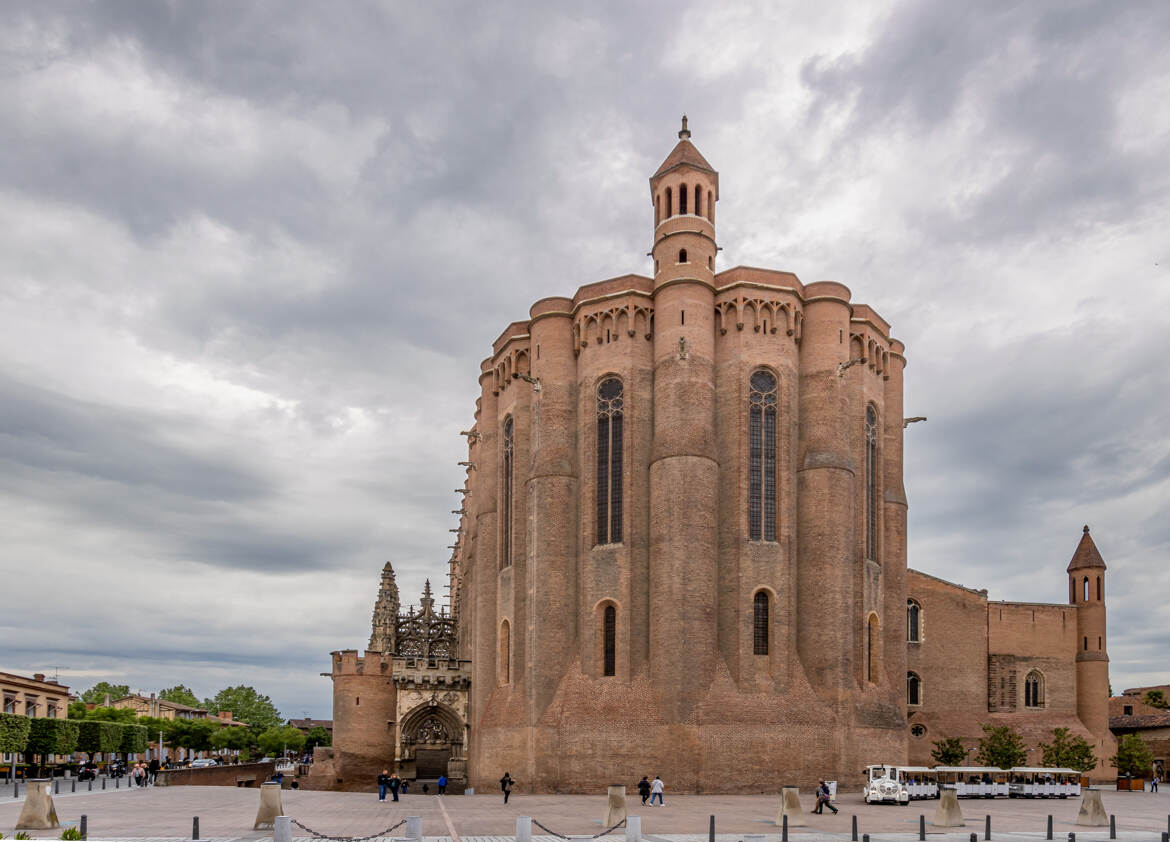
left=169, top=720, right=217, bottom=752
left=1038, top=727, right=1098, bottom=772
left=305, top=726, right=331, bottom=750
left=1111, top=734, right=1155, bottom=777
left=84, top=706, right=137, bottom=723
left=1143, top=690, right=1168, bottom=709
left=203, top=686, right=282, bottom=731
left=76, top=721, right=124, bottom=759
left=256, top=725, right=306, bottom=758
left=80, top=683, right=130, bottom=705
left=158, top=685, right=201, bottom=708
left=25, top=719, right=80, bottom=760
left=0, top=712, right=32, bottom=754
left=930, top=736, right=967, bottom=766
left=210, top=724, right=256, bottom=753
left=974, top=724, right=1028, bottom=769
left=67, top=701, right=88, bottom=720
left=119, top=724, right=148, bottom=756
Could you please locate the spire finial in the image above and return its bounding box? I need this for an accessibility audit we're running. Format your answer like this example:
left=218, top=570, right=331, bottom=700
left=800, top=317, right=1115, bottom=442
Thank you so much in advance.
left=678, top=114, right=690, bottom=140
left=1083, top=524, right=1090, bottom=534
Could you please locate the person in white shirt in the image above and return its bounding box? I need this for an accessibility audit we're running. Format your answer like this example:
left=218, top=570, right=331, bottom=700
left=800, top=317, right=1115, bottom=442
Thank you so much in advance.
left=650, top=775, right=664, bottom=806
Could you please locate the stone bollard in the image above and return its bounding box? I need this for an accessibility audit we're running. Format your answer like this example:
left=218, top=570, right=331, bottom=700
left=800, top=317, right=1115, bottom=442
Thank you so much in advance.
left=274, top=815, right=292, bottom=842
left=253, top=781, right=284, bottom=830
left=1076, top=788, right=1109, bottom=827
left=605, top=784, right=628, bottom=827
left=516, top=815, right=532, bottom=842
left=16, top=779, right=60, bottom=830
left=777, top=785, right=806, bottom=827
left=626, top=815, right=642, bottom=842
left=932, top=787, right=964, bottom=827
left=406, top=815, right=422, bottom=840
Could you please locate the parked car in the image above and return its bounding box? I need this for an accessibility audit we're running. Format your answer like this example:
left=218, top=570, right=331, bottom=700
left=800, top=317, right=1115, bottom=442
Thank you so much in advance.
left=189, top=758, right=217, bottom=768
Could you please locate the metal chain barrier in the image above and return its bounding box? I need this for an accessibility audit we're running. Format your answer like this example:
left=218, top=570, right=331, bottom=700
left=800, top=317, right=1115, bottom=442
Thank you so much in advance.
left=531, top=817, right=627, bottom=839
left=289, top=816, right=407, bottom=842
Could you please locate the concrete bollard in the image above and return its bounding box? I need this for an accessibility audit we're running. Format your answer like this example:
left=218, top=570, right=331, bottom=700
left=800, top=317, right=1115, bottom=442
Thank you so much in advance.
left=517, top=815, right=532, bottom=842
left=16, top=779, right=60, bottom=830
left=80, top=813, right=87, bottom=840
left=1076, top=788, right=1109, bottom=827
left=274, top=815, right=292, bottom=842
left=253, top=782, right=284, bottom=830
left=192, top=815, right=200, bottom=840
left=777, top=785, right=806, bottom=827
left=932, top=787, right=964, bottom=827
left=852, top=814, right=858, bottom=841
left=1048, top=814, right=1054, bottom=840
left=626, top=815, right=642, bottom=842
left=406, top=815, right=422, bottom=840
left=605, top=784, right=627, bottom=827
left=1110, top=814, right=1116, bottom=839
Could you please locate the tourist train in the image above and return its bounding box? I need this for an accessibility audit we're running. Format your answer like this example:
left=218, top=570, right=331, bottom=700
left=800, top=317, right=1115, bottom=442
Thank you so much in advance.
left=864, top=764, right=1084, bottom=801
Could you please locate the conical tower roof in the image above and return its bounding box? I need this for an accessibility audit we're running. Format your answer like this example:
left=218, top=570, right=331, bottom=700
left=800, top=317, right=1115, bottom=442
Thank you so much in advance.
left=1067, top=525, right=1107, bottom=572
left=650, top=116, right=719, bottom=195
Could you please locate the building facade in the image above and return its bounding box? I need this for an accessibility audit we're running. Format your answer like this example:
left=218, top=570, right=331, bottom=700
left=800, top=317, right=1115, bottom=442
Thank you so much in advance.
left=322, top=121, right=1118, bottom=792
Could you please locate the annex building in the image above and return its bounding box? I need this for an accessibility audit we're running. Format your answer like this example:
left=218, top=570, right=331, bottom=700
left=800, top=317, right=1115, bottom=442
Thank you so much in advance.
left=317, top=120, right=1116, bottom=793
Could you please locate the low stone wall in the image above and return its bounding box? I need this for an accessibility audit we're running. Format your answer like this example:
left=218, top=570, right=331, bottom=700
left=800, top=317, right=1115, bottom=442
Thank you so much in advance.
left=155, top=761, right=275, bottom=787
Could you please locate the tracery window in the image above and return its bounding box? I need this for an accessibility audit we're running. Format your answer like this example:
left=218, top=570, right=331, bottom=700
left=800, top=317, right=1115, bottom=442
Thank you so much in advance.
left=596, top=378, right=624, bottom=544
left=753, top=591, right=769, bottom=655
left=907, top=599, right=921, bottom=643
left=603, top=604, right=616, bottom=677
left=907, top=671, right=921, bottom=706
left=1025, top=671, right=1044, bottom=708
left=416, top=716, right=450, bottom=743
left=865, top=406, right=879, bottom=560
left=501, top=416, right=514, bottom=569
left=499, top=620, right=511, bottom=684
left=749, top=370, right=778, bottom=541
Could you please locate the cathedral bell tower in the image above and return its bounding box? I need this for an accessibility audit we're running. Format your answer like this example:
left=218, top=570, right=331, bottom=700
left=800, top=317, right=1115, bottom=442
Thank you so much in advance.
left=647, top=117, right=721, bottom=718
left=1067, top=525, right=1113, bottom=759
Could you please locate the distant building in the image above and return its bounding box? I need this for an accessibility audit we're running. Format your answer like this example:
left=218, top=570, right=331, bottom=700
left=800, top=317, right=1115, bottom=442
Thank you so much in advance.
left=287, top=718, right=333, bottom=736
left=0, top=671, right=70, bottom=720
left=111, top=693, right=208, bottom=720
left=1110, top=684, right=1170, bottom=781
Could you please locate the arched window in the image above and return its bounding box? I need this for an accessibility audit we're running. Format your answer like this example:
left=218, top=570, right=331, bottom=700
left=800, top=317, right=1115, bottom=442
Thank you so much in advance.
left=679, top=184, right=688, bottom=214
left=596, top=378, right=624, bottom=544
left=1083, top=576, right=1089, bottom=601
left=753, top=591, right=769, bottom=655
left=907, top=672, right=921, bottom=706
left=665, top=187, right=672, bottom=218
left=865, top=406, right=879, bottom=560
left=655, top=194, right=661, bottom=226
left=678, top=248, right=688, bottom=263
left=501, top=416, right=514, bottom=569
left=749, top=370, right=778, bottom=541
left=707, top=190, right=714, bottom=222
left=1070, top=577, right=1076, bottom=603
left=603, top=604, right=616, bottom=676
left=907, top=599, right=921, bottom=642
left=1024, top=671, right=1044, bottom=708
left=694, top=184, right=701, bottom=217
left=1097, top=576, right=1102, bottom=600
left=499, top=620, right=511, bottom=684
left=867, top=614, right=880, bottom=683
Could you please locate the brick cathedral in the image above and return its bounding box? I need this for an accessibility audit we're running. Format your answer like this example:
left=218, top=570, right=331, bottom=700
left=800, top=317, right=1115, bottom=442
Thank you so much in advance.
left=312, top=121, right=1115, bottom=793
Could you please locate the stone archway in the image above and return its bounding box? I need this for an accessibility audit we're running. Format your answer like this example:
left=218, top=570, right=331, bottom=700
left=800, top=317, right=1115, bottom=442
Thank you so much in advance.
left=399, top=701, right=464, bottom=781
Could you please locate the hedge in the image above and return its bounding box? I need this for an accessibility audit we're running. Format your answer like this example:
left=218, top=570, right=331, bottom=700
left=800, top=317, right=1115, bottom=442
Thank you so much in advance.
left=0, top=712, right=32, bottom=753
left=119, top=723, right=148, bottom=755
left=25, top=718, right=80, bottom=757
left=77, top=720, right=124, bottom=756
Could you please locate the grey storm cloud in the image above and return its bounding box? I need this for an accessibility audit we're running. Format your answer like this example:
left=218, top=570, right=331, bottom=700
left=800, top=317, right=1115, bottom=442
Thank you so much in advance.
left=1, top=0, right=1167, bottom=716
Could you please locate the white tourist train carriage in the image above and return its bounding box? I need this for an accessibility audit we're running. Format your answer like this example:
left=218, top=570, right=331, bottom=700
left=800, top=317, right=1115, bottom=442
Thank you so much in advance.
left=934, top=766, right=1010, bottom=798
left=900, top=766, right=940, bottom=799
left=1008, top=767, right=1082, bottom=798
left=862, top=764, right=910, bottom=805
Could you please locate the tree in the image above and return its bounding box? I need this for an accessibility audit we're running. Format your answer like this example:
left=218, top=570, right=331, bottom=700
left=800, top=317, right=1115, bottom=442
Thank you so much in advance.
left=76, top=721, right=124, bottom=761
left=159, top=685, right=201, bottom=708
left=80, top=683, right=130, bottom=705
left=211, top=724, right=256, bottom=754
left=203, top=686, right=282, bottom=731
left=256, top=725, right=306, bottom=758
left=0, top=712, right=31, bottom=755
left=68, top=701, right=88, bottom=720
left=1038, top=727, right=1098, bottom=772
left=85, top=706, right=137, bottom=723
left=974, top=724, right=1027, bottom=769
left=931, top=736, right=968, bottom=766
left=1111, top=734, right=1155, bottom=777
left=305, top=726, right=331, bottom=750
left=1143, top=690, right=1168, bottom=710
left=169, top=720, right=217, bottom=753
left=119, top=724, right=148, bottom=758
left=24, top=718, right=80, bottom=771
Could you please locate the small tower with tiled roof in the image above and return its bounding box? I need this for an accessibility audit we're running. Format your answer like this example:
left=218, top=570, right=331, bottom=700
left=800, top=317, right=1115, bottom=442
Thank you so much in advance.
left=1068, top=525, right=1114, bottom=759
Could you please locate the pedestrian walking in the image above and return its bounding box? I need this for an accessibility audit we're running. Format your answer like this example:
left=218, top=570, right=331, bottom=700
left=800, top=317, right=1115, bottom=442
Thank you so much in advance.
left=500, top=771, right=515, bottom=804
left=438, top=774, right=448, bottom=795
left=637, top=776, right=651, bottom=805
left=650, top=775, right=664, bottom=806
left=401, top=778, right=410, bottom=794
left=390, top=772, right=401, bottom=802
left=377, top=769, right=391, bottom=801
left=148, top=758, right=159, bottom=785
left=813, top=780, right=838, bottom=814
left=1151, top=777, right=1159, bottom=793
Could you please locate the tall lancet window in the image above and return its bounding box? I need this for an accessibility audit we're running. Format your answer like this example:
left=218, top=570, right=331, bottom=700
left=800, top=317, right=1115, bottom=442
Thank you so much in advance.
left=596, top=378, right=624, bottom=544
left=865, top=406, right=879, bottom=560
left=603, top=604, right=616, bottom=677
left=501, top=416, right=514, bottom=570
left=749, top=370, right=778, bottom=541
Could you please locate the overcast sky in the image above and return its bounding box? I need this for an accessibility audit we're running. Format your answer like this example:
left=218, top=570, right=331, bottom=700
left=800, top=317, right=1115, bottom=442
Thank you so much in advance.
left=2, top=1, right=1167, bottom=720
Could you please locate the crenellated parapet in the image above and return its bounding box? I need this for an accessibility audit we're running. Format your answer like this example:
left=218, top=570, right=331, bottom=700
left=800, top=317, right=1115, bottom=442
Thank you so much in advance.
left=330, top=649, right=394, bottom=677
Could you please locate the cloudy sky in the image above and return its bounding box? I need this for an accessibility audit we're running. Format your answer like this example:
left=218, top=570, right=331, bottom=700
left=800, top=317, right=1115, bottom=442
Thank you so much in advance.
left=2, top=1, right=1167, bottom=720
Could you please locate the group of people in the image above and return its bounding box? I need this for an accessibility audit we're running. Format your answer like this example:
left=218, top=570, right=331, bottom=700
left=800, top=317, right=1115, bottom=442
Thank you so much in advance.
left=636, top=776, right=666, bottom=806
left=377, top=770, right=450, bottom=801
left=129, top=759, right=160, bottom=787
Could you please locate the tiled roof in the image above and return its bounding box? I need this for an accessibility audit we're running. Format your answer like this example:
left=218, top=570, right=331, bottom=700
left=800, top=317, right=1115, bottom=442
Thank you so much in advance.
left=652, top=139, right=717, bottom=181
left=1067, top=525, right=1106, bottom=572
left=1110, top=712, right=1170, bottom=730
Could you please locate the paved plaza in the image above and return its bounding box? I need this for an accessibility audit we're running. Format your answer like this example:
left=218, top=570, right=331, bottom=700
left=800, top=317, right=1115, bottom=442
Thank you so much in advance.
left=2, top=785, right=1168, bottom=841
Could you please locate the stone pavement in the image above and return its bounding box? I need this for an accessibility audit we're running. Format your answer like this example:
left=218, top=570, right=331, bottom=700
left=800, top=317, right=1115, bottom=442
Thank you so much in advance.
left=1, top=786, right=1168, bottom=840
